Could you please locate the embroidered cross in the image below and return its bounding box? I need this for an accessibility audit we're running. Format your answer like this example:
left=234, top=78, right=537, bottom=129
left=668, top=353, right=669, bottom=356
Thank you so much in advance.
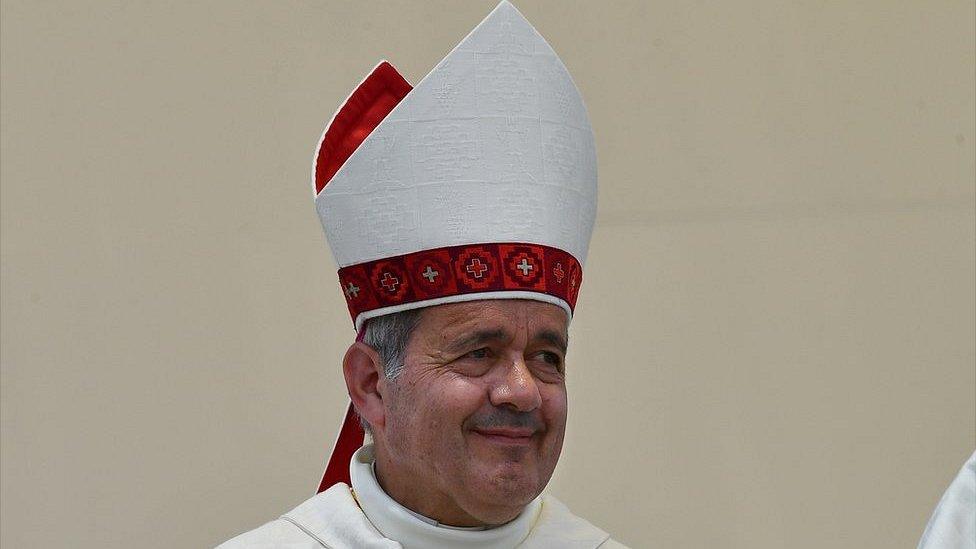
left=553, top=263, right=565, bottom=283
left=516, top=258, right=533, bottom=276
left=421, top=265, right=439, bottom=283
left=465, top=258, right=489, bottom=279
left=344, top=282, right=360, bottom=299
left=380, top=272, right=400, bottom=292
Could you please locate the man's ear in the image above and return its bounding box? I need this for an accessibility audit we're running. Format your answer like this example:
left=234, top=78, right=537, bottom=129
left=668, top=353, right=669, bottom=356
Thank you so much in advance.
left=343, top=341, right=387, bottom=430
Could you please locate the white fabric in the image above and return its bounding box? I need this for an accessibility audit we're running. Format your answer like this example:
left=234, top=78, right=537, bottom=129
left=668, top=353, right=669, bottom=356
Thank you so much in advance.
left=353, top=289, right=573, bottom=333
left=350, top=444, right=542, bottom=548
left=917, top=450, right=976, bottom=549
left=216, top=444, right=625, bottom=548
left=215, top=488, right=624, bottom=549
left=314, top=0, right=597, bottom=271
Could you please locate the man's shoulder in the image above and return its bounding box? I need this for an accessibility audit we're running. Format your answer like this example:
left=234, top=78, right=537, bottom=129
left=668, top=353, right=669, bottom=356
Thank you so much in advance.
left=522, top=494, right=630, bottom=549
left=215, top=483, right=395, bottom=549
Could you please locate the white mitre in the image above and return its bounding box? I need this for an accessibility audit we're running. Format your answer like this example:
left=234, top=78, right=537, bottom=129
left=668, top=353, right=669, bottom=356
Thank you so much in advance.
left=313, top=0, right=597, bottom=333
left=312, top=0, right=597, bottom=493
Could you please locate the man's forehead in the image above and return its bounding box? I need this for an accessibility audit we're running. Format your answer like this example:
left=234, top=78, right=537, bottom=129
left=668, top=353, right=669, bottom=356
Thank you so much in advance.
left=417, top=299, right=569, bottom=338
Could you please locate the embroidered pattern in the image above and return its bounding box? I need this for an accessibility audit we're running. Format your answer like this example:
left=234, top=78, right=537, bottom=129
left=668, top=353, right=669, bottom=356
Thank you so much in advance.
left=338, top=242, right=582, bottom=322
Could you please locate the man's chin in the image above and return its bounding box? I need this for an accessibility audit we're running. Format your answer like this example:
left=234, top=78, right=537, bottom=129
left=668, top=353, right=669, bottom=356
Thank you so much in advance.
left=461, top=487, right=539, bottom=526
left=459, top=437, right=558, bottom=520
left=464, top=466, right=542, bottom=512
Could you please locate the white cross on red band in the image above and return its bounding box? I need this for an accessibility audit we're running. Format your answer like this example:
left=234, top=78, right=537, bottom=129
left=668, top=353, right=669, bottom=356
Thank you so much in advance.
left=465, top=258, right=489, bottom=279
left=380, top=272, right=400, bottom=292
left=336, top=242, right=582, bottom=325
left=421, top=265, right=439, bottom=283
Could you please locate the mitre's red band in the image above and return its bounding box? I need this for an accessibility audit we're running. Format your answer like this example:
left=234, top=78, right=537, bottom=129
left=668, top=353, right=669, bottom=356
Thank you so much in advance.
left=337, top=242, right=583, bottom=324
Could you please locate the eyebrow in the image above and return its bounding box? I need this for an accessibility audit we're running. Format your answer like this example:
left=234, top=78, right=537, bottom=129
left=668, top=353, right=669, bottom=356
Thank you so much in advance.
left=442, top=328, right=568, bottom=355
left=443, top=329, right=508, bottom=355
left=536, top=329, right=568, bottom=355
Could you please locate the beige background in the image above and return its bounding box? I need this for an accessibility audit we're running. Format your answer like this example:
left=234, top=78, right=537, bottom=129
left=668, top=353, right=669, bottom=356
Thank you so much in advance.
left=2, top=1, right=973, bottom=547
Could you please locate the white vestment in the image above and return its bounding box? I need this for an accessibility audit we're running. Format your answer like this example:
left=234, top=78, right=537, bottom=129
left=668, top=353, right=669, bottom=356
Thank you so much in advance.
left=917, top=450, right=976, bottom=549
left=218, top=446, right=627, bottom=549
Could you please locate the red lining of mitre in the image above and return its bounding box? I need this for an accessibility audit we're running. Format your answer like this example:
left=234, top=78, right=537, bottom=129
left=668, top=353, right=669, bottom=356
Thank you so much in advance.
left=314, top=61, right=412, bottom=194
left=317, top=401, right=365, bottom=493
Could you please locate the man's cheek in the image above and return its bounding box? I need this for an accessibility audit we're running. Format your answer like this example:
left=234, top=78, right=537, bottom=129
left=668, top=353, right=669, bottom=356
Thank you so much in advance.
left=541, top=389, right=567, bottom=421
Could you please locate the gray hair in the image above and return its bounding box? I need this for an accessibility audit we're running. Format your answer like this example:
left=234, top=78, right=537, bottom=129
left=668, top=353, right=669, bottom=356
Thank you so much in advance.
left=361, top=309, right=422, bottom=380
left=355, top=309, right=422, bottom=433
left=356, top=309, right=420, bottom=435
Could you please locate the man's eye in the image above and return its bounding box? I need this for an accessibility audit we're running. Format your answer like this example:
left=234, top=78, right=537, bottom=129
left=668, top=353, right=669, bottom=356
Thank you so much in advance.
left=465, top=348, right=491, bottom=359
left=538, top=351, right=563, bottom=369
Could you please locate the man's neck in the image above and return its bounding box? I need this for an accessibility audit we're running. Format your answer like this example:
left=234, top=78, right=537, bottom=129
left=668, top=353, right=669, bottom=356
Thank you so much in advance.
left=347, top=444, right=543, bottom=549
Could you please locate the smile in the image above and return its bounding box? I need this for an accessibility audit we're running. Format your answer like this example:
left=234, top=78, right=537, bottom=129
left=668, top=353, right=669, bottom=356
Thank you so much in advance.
left=471, top=427, right=536, bottom=446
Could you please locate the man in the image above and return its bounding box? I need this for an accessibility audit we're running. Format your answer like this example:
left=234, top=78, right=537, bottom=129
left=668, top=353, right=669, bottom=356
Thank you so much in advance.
left=219, top=2, right=625, bottom=547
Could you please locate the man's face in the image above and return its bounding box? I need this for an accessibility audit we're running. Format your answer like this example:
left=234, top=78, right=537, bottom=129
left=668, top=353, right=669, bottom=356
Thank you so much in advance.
left=375, top=299, right=569, bottom=525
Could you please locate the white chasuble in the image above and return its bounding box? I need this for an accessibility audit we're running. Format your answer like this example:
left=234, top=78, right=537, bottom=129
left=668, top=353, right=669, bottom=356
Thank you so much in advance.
left=217, top=445, right=626, bottom=548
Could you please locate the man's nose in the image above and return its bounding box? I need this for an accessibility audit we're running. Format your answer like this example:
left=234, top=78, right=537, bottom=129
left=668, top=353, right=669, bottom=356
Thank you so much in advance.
left=489, top=358, right=543, bottom=412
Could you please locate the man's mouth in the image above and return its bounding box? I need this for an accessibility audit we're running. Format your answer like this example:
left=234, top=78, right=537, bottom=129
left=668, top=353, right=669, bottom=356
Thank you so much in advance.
left=471, top=427, right=536, bottom=445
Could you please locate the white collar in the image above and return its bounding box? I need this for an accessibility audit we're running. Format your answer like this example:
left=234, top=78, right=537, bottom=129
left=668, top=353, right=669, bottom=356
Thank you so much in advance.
left=349, top=444, right=542, bottom=549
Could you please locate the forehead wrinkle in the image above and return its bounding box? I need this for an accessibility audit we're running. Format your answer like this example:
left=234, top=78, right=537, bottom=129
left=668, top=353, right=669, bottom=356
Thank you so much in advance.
left=442, top=328, right=509, bottom=355
left=413, top=300, right=569, bottom=358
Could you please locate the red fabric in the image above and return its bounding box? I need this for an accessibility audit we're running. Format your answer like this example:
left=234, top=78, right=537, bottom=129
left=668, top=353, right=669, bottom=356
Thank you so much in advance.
left=314, top=61, right=412, bottom=194
left=337, top=242, right=583, bottom=325
left=314, top=64, right=408, bottom=493
left=317, top=401, right=366, bottom=493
